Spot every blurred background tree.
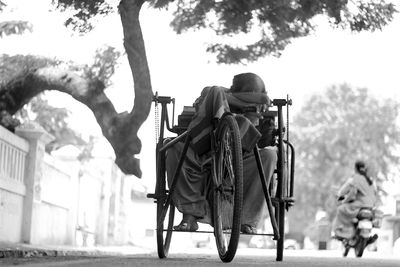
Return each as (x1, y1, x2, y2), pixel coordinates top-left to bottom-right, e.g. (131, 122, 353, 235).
(0, 0, 32, 37)
(288, 83, 400, 239)
(14, 95, 95, 161)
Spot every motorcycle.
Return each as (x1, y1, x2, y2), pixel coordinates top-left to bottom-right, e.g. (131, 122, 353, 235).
(339, 207, 382, 257)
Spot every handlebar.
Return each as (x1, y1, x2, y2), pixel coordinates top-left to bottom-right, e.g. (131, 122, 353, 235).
(153, 92, 174, 104)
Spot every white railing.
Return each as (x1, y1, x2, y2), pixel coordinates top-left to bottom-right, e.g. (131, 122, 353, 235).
(0, 126, 29, 195)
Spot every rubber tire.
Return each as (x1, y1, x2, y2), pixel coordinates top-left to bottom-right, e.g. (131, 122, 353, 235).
(343, 245, 350, 257)
(213, 114, 243, 263)
(355, 237, 367, 258)
(156, 148, 175, 258)
(276, 200, 286, 260)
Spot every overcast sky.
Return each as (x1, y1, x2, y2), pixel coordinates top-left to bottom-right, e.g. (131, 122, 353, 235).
(2, 0, 400, 189)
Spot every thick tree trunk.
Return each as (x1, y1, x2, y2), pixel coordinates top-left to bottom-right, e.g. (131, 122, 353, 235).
(116, 0, 154, 177)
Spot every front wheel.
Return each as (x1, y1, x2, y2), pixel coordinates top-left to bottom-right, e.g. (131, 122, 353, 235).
(213, 114, 243, 263)
(354, 237, 367, 257)
(342, 244, 350, 257)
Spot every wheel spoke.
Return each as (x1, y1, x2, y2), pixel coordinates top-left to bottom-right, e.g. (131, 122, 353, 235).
(223, 131, 235, 185)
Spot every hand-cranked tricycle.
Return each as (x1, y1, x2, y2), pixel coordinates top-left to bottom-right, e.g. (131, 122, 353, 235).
(147, 90, 295, 263)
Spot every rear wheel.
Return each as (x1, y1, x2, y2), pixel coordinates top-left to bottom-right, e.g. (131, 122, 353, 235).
(213, 114, 243, 263)
(276, 200, 286, 260)
(156, 148, 175, 258)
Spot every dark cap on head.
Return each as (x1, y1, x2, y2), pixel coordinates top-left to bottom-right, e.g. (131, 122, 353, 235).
(230, 72, 266, 93)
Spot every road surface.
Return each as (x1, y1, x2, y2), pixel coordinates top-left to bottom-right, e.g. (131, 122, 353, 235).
(1, 248, 399, 267)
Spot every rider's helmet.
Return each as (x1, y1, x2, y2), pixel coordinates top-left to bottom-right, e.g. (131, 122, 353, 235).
(355, 160, 368, 175)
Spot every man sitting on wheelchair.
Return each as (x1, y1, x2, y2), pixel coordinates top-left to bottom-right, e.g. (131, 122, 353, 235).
(166, 72, 278, 234)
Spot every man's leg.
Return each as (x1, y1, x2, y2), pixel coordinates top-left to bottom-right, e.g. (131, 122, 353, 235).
(165, 143, 209, 230)
(332, 205, 356, 239)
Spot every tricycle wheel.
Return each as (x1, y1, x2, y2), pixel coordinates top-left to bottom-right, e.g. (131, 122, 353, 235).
(156, 148, 175, 258)
(213, 114, 243, 263)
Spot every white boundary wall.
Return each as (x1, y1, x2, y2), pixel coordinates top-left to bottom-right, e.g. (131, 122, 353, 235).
(0, 123, 75, 245)
(0, 125, 29, 242)
(1, 123, 139, 247)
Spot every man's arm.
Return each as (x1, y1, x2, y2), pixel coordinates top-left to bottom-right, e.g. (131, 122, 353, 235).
(337, 179, 357, 203)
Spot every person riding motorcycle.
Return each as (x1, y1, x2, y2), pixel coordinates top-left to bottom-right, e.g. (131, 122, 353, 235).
(332, 160, 379, 244)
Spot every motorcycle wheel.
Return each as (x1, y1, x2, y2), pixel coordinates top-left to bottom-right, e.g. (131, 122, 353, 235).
(354, 237, 367, 257)
(343, 245, 350, 257)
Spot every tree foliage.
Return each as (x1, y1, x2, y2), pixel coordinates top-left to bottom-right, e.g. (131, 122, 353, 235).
(0, 20, 32, 37)
(0, 1, 32, 37)
(52, 0, 113, 32)
(288, 84, 400, 235)
(163, 0, 397, 63)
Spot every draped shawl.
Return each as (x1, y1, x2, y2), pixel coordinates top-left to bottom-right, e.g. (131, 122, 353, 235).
(188, 86, 270, 155)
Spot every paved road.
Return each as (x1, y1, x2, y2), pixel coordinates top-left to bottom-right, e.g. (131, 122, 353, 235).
(1, 248, 400, 267)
